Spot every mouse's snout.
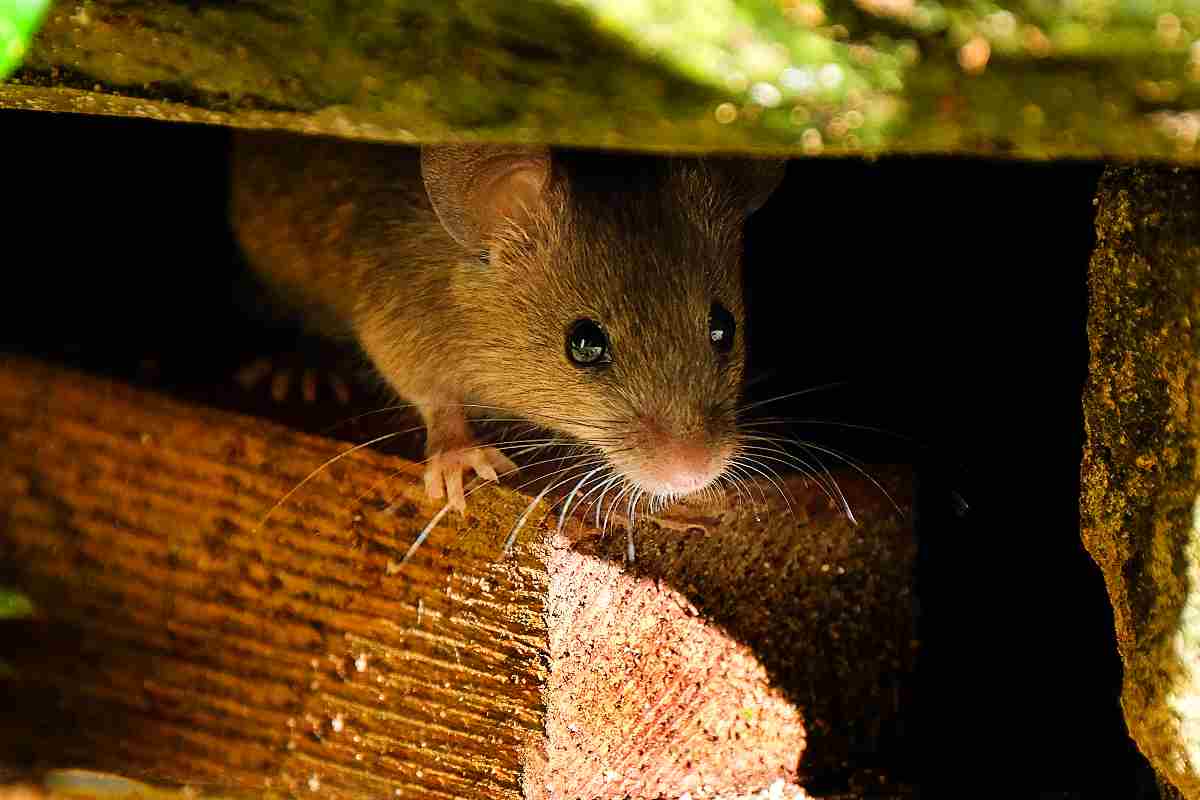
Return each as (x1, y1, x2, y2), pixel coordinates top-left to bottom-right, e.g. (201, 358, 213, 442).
(622, 421, 733, 496)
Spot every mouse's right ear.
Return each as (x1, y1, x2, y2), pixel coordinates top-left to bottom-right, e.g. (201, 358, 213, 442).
(706, 157, 788, 217)
(421, 145, 552, 252)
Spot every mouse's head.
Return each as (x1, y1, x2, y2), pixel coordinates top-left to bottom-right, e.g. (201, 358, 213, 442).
(422, 145, 784, 503)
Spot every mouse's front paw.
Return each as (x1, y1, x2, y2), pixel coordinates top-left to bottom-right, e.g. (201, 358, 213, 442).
(424, 446, 518, 512)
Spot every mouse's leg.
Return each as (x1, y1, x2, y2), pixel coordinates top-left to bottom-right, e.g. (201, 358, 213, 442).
(234, 356, 355, 406)
(419, 402, 517, 512)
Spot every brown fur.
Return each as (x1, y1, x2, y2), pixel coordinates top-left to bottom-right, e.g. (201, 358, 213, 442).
(231, 132, 783, 497)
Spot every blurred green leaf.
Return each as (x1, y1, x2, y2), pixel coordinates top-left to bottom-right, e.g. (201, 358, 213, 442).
(46, 769, 248, 798)
(0, 0, 51, 79)
(0, 587, 35, 618)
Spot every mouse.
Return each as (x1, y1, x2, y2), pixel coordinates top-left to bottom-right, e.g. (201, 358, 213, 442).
(230, 131, 785, 523)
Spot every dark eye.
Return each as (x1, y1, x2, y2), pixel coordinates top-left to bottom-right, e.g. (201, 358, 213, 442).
(708, 302, 736, 354)
(566, 319, 610, 367)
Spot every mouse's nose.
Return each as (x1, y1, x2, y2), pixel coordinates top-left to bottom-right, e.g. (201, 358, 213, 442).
(633, 432, 731, 495)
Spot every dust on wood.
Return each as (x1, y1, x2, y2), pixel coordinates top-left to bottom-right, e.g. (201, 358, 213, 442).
(0, 356, 916, 798)
(0, 356, 547, 800)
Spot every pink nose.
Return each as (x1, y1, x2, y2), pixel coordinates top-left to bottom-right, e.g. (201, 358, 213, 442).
(639, 438, 727, 494)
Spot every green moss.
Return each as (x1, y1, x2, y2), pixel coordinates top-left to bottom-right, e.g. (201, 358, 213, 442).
(7, 0, 1200, 157)
(1082, 165, 1200, 799)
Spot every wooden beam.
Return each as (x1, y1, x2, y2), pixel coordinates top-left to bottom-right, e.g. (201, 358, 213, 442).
(0, 357, 915, 798)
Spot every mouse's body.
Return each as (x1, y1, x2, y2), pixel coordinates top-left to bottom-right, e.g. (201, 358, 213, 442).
(231, 132, 784, 514)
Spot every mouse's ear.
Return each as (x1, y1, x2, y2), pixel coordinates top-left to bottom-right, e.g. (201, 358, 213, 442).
(421, 145, 552, 251)
(700, 157, 788, 216)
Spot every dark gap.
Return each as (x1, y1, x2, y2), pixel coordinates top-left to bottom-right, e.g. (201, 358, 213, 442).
(1, 108, 1154, 797)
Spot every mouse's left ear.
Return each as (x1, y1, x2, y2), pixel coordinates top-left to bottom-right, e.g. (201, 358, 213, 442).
(700, 157, 788, 217)
(421, 145, 552, 252)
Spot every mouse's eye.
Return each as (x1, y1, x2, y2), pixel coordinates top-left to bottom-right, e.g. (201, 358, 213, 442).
(566, 319, 610, 367)
(709, 302, 736, 354)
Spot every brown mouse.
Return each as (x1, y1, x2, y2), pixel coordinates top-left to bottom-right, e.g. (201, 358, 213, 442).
(230, 132, 784, 521)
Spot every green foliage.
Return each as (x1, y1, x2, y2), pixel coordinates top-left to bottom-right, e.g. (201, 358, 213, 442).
(0, 587, 34, 619)
(0, 0, 51, 79)
(0, 588, 34, 678)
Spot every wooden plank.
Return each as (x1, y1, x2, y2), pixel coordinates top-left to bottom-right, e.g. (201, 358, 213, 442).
(0, 356, 915, 798)
(0, 356, 546, 800)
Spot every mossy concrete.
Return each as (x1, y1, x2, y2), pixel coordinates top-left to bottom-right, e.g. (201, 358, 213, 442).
(5, 0, 1200, 158)
(1082, 165, 1200, 799)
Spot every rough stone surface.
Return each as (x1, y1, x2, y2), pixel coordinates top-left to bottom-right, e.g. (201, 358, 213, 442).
(5, 0, 1200, 159)
(1082, 165, 1200, 799)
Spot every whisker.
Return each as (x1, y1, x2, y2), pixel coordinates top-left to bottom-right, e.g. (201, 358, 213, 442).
(736, 382, 849, 414)
(501, 458, 610, 554)
(625, 487, 644, 562)
(404, 458, 608, 566)
(492, 422, 547, 445)
(503, 481, 558, 555)
(482, 455, 609, 502)
(738, 418, 914, 444)
(717, 473, 748, 509)
(568, 471, 620, 522)
(739, 433, 886, 523)
(575, 469, 617, 503)
(558, 466, 609, 535)
(787, 439, 902, 519)
(354, 440, 564, 552)
(346, 464, 413, 515)
(725, 463, 769, 508)
(401, 487, 473, 565)
(781, 443, 856, 523)
(319, 398, 631, 440)
(603, 481, 637, 536)
(728, 457, 795, 516)
(404, 451, 605, 562)
(256, 426, 427, 532)
(737, 435, 848, 506)
(592, 476, 622, 530)
(582, 474, 624, 527)
(320, 403, 416, 435)
(742, 368, 779, 389)
(735, 441, 840, 508)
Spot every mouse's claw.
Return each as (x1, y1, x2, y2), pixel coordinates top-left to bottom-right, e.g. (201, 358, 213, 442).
(425, 446, 517, 512)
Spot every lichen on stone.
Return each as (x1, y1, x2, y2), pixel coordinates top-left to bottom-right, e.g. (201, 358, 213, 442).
(1082, 165, 1200, 798)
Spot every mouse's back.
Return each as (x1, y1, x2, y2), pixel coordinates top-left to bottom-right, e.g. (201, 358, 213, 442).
(231, 131, 432, 335)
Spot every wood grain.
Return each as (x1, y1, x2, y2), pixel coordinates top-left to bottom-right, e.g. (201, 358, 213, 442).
(0, 356, 546, 799)
(0, 357, 915, 798)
